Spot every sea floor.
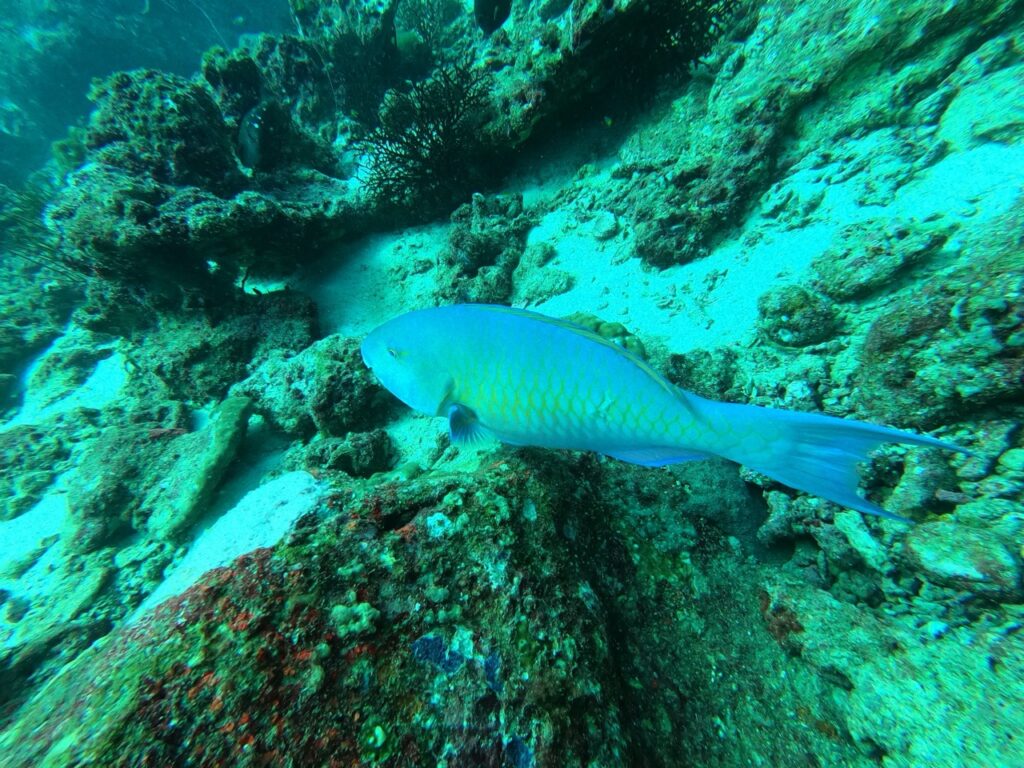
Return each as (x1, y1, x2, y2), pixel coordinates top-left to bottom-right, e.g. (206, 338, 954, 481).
(1, 0, 1022, 765)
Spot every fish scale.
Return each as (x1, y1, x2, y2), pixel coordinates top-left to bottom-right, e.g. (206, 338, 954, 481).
(361, 304, 968, 521)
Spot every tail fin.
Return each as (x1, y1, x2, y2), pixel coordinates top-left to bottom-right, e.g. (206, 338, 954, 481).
(707, 401, 969, 522)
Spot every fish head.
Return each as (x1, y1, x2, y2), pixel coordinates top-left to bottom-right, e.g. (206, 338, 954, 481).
(361, 312, 454, 417)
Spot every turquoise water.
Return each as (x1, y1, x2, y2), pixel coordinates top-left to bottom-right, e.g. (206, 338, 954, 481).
(1, 1, 1022, 766)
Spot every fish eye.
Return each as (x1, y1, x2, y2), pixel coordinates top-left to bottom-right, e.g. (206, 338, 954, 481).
(387, 347, 399, 359)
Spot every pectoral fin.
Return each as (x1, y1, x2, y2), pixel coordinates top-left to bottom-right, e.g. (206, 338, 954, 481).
(448, 404, 489, 445)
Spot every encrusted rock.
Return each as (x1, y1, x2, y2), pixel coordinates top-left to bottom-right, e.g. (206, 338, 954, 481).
(232, 335, 384, 437)
(904, 521, 1021, 598)
(0, 425, 71, 521)
(666, 347, 741, 400)
(437, 193, 533, 304)
(952, 497, 1024, 542)
(588, 211, 620, 241)
(288, 429, 396, 478)
(65, 396, 250, 549)
(853, 236, 1024, 428)
(143, 396, 252, 540)
(511, 242, 575, 306)
(937, 55, 1024, 151)
(832, 511, 891, 575)
(136, 291, 318, 404)
(997, 447, 1024, 474)
(757, 285, 838, 347)
(812, 217, 953, 300)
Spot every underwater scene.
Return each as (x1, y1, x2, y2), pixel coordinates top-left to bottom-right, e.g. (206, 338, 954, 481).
(1, 0, 1022, 765)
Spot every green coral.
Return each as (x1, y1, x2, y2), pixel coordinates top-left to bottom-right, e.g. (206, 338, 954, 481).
(330, 598, 381, 639)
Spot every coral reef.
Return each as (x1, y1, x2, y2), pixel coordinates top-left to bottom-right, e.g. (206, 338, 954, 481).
(44, 62, 362, 300)
(620, 0, 1021, 266)
(1, 0, 1022, 766)
(52, 76, 280, 297)
(0, 425, 70, 522)
(200, 35, 341, 171)
(0, 455, 871, 767)
(290, 0, 407, 121)
(0, 182, 82, 402)
(33, 0, 736, 299)
(87, 71, 242, 191)
(436, 192, 533, 303)
(852, 214, 1023, 429)
(0, 0, 287, 187)
(231, 335, 384, 438)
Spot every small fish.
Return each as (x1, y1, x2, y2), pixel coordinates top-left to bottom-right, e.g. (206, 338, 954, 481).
(361, 305, 967, 521)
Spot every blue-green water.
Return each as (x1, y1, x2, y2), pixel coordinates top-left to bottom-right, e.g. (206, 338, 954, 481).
(0, 1, 1021, 766)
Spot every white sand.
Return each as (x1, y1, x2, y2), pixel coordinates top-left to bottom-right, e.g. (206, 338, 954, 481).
(528, 140, 1024, 356)
(298, 223, 449, 338)
(134, 470, 324, 619)
(299, 133, 1024, 366)
(0, 491, 66, 578)
(6, 341, 128, 428)
(0, 483, 71, 651)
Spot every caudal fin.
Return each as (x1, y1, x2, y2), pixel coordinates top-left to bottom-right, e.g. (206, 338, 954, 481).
(708, 402, 969, 522)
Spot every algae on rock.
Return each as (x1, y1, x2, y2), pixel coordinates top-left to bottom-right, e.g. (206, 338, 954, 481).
(143, 396, 252, 541)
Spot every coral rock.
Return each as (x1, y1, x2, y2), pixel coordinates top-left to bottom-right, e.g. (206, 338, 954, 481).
(904, 521, 1021, 598)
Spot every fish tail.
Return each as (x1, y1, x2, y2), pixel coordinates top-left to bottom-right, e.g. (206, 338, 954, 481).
(702, 400, 969, 522)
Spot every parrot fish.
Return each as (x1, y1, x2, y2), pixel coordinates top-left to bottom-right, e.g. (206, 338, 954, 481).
(360, 304, 966, 521)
